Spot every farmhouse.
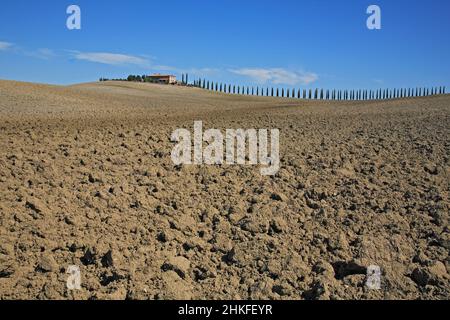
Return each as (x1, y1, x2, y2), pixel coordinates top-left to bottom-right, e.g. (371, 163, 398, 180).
(147, 74, 177, 84)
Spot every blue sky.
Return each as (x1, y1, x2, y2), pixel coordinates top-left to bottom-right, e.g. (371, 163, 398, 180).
(0, 0, 449, 89)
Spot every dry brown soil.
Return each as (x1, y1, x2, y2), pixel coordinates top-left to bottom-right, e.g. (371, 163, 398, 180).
(0, 80, 449, 300)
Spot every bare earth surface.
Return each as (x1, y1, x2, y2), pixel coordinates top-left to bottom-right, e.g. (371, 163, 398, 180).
(0, 80, 449, 300)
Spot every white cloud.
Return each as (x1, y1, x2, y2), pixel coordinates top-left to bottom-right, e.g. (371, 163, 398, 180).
(0, 41, 13, 51)
(73, 52, 150, 67)
(186, 68, 220, 77)
(26, 48, 57, 60)
(229, 68, 318, 85)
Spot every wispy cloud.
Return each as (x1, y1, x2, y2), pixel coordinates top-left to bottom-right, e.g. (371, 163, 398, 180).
(25, 48, 57, 60)
(0, 41, 13, 51)
(229, 68, 318, 85)
(72, 51, 151, 67)
(186, 68, 220, 77)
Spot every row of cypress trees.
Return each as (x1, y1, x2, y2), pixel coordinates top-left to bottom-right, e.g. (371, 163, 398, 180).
(192, 78, 446, 100)
(181, 73, 189, 85)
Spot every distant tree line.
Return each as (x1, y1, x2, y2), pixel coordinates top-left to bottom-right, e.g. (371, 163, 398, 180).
(100, 73, 191, 85)
(99, 77, 127, 82)
(99, 75, 150, 82)
(192, 78, 446, 101)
